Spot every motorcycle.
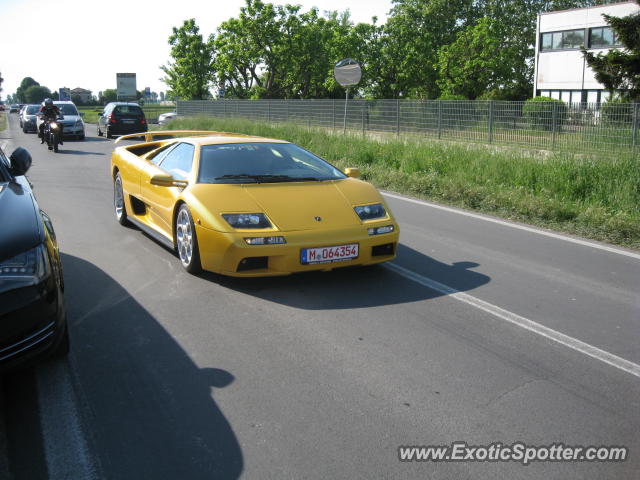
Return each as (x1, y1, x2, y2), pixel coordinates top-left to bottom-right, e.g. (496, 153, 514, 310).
(41, 116, 63, 152)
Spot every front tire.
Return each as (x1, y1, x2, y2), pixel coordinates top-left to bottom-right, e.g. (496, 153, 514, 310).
(176, 205, 201, 274)
(97, 124, 103, 136)
(114, 173, 129, 225)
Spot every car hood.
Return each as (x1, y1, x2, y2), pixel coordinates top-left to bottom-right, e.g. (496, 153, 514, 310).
(0, 180, 43, 261)
(188, 178, 385, 232)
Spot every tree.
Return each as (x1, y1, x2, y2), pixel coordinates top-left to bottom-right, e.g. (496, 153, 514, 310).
(24, 85, 52, 104)
(15, 77, 40, 103)
(437, 16, 532, 99)
(0, 71, 4, 101)
(100, 89, 117, 104)
(161, 19, 215, 100)
(582, 0, 640, 101)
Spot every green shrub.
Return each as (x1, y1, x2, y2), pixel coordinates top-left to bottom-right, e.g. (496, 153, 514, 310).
(523, 96, 568, 131)
(600, 98, 636, 127)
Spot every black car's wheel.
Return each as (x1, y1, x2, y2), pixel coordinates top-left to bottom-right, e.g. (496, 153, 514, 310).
(114, 172, 129, 225)
(22, 125, 27, 133)
(106, 127, 112, 139)
(78, 134, 85, 141)
(175, 204, 202, 274)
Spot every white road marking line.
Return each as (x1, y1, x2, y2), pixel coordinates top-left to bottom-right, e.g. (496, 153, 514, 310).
(382, 191, 640, 260)
(384, 262, 640, 379)
(36, 357, 98, 480)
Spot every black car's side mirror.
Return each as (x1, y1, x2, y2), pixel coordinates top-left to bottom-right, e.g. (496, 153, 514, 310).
(9, 147, 32, 177)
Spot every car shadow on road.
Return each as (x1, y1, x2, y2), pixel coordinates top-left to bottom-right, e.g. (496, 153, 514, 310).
(204, 243, 490, 310)
(56, 149, 105, 156)
(60, 253, 243, 479)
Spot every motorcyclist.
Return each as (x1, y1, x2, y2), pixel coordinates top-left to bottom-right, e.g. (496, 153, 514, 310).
(38, 98, 63, 145)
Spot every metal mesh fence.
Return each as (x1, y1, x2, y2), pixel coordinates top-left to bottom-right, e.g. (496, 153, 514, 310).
(177, 99, 640, 154)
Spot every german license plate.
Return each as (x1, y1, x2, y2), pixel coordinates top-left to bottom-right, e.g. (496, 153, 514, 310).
(122, 119, 135, 124)
(301, 243, 358, 265)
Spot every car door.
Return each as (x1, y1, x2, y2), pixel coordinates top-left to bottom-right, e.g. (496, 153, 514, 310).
(140, 142, 195, 236)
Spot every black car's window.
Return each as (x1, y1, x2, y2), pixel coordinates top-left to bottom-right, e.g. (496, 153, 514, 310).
(158, 143, 194, 180)
(114, 106, 143, 116)
(56, 104, 79, 115)
(198, 142, 346, 184)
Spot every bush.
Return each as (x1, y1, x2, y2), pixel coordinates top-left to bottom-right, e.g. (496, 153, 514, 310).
(600, 98, 636, 127)
(523, 96, 567, 131)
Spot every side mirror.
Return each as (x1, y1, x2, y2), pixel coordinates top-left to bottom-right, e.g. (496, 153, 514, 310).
(150, 173, 187, 188)
(344, 167, 360, 178)
(9, 147, 32, 177)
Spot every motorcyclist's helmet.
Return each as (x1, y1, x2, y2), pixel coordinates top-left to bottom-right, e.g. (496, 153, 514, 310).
(44, 98, 53, 107)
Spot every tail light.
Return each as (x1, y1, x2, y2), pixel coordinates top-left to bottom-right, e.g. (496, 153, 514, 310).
(109, 113, 116, 124)
(140, 118, 146, 124)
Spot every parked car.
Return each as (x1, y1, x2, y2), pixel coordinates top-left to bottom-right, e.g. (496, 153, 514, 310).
(111, 131, 399, 276)
(158, 112, 177, 125)
(35, 101, 85, 140)
(97, 102, 147, 139)
(0, 146, 69, 370)
(19, 104, 40, 133)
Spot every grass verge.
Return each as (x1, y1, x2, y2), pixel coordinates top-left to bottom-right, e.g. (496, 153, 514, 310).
(0, 112, 6, 132)
(168, 116, 640, 249)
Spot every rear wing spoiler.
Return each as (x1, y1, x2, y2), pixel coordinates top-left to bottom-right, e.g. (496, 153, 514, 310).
(113, 130, 245, 144)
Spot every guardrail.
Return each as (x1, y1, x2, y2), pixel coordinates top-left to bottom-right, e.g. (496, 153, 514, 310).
(177, 99, 640, 155)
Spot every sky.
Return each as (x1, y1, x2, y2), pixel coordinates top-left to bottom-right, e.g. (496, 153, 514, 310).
(0, 0, 392, 101)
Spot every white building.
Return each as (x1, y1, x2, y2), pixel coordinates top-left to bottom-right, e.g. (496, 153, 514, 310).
(534, 1, 639, 104)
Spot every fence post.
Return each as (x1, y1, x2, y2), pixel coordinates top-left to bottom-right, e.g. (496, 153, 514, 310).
(551, 101, 558, 150)
(396, 99, 400, 137)
(632, 103, 639, 155)
(332, 99, 336, 131)
(437, 100, 442, 140)
(488, 100, 494, 144)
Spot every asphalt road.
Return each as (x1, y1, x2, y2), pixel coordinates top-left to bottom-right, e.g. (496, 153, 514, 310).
(1, 113, 639, 479)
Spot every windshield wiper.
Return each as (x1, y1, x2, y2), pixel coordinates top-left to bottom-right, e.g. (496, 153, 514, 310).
(214, 174, 321, 183)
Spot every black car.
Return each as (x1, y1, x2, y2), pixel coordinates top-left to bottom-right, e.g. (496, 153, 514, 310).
(0, 146, 69, 370)
(97, 102, 148, 139)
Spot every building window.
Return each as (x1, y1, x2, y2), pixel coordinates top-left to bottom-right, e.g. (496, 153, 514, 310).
(541, 29, 585, 50)
(589, 27, 620, 48)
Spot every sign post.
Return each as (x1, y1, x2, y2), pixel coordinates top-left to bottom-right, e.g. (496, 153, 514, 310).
(333, 58, 362, 134)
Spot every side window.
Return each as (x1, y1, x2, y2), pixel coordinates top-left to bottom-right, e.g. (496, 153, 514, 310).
(158, 143, 194, 181)
(149, 142, 178, 165)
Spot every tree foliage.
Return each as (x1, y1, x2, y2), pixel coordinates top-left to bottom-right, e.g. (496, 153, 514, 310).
(161, 19, 215, 100)
(582, 0, 640, 101)
(16, 77, 40, 103)
(24, 85, 52, 104)
(164, 0, 621, 100)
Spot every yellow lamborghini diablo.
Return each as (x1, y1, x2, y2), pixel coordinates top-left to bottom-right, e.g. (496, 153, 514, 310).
(110, 131, 399, 277)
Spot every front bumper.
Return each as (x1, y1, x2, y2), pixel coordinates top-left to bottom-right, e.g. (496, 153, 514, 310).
(61, 124, 84, 137)
(0, 275, 66, 370)
(196, 222, 399, 277)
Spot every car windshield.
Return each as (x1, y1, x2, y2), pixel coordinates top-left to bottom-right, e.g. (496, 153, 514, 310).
(57, 104, 79, 115)
(198, 142, 346, 184)
(26, 106, 39, 114)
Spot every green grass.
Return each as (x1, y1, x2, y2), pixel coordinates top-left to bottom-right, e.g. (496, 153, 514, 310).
(0, 112, 6, 132)
(167, 115, 640, 249)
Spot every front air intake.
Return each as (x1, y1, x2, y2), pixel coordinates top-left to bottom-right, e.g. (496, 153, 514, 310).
(371, 243, 395, 257)
(237, 257, 268, 272)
